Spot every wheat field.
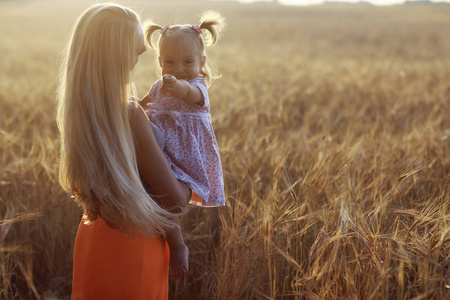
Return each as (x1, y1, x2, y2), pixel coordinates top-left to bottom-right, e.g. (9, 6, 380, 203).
(0, 0, 449, 299)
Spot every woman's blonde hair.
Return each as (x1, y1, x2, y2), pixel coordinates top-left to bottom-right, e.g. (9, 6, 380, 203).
(144, 10, 226, 86)
(56, 3, 175, 237)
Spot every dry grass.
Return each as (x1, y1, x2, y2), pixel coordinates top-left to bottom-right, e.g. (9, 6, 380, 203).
(1, 0, 449, 299)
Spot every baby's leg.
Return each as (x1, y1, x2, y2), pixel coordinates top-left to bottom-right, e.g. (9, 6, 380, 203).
(166, 219, 189, 278)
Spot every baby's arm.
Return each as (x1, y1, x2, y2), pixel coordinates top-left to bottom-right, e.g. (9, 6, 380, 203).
(160, 74, 204, 106)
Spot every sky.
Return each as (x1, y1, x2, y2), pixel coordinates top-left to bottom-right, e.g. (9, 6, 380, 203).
(234, 0, 450, 6)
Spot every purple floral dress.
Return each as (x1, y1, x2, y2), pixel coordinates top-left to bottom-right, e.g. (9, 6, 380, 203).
(146, 77, 225, 207)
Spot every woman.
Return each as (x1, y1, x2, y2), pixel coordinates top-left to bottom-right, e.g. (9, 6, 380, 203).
(56, 3, 191, 299)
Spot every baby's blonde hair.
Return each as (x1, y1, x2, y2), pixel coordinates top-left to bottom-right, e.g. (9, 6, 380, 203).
(144, 10, 226, 86)
(56, 3, 176, 237)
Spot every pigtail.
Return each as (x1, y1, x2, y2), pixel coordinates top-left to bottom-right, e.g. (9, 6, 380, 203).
(143, 20, 162, 49)
(199, 10, 226, 47)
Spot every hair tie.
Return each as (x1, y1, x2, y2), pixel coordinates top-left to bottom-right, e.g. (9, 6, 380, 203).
(161, 25, 170, 34)
(191, 24, 202, 34)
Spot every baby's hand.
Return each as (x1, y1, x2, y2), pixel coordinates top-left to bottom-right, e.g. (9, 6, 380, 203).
(160, 74, 177, 95)
(139, 95, 151, 109)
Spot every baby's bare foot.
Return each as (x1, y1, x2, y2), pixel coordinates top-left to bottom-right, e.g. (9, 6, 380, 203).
(170, 245, 189, 279)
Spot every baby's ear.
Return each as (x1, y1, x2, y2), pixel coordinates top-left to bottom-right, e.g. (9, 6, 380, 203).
(201, 55, 207, 67)
(158, 56, 162, 67)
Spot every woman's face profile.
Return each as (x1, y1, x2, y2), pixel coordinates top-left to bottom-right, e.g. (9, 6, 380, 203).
(133, 25, 147, 70)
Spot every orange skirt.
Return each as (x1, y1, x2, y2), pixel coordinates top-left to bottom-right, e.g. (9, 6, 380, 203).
(71, 214, 169, 300)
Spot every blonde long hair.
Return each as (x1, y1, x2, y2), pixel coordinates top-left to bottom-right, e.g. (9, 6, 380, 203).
(144, 10, 226, 86)
(57, 3, 175, 237)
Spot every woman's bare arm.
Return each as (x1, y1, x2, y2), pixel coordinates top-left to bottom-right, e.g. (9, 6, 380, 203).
(129, 103, 191, 213)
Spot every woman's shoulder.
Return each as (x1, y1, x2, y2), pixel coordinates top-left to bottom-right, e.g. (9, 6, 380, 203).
(127, 102, 156, 148)
(128, 101, 147, 125)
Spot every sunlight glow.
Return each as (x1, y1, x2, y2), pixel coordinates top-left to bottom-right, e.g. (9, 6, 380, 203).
(233, 0, 450, 6)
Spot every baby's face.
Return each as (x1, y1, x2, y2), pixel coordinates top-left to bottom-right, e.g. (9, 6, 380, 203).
(159, 38, 205, 81)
